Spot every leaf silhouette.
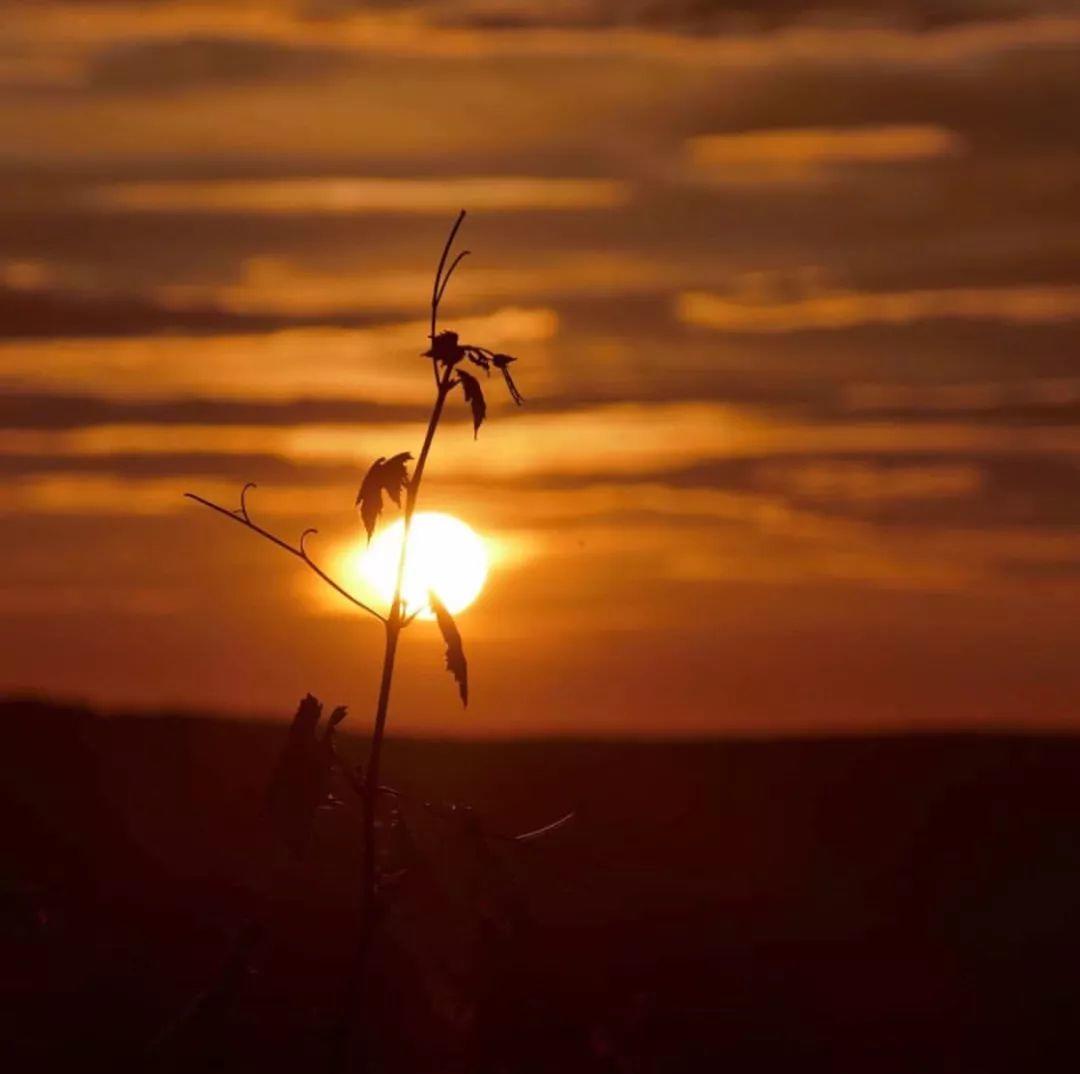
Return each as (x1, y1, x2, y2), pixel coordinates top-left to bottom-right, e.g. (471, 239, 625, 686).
(492, 353, 525, 405)
(465, 347, 491, 372)
(355, 452, 413, 541)
(457, 369, 486, 438)
(380, 451, 412, 507)
(430, 590, 467, 706)
(356, 459, 387, 540)
(423, 330, 463, 367)
(265, 693, 347, 858)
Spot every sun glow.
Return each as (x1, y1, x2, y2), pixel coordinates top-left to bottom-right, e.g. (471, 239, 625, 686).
(353, 512, 489, 618)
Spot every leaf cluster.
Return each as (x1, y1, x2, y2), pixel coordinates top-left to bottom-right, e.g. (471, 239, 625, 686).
(423, 331, 524, 437)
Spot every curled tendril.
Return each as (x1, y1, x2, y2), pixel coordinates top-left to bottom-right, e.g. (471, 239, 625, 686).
(237, 481, 257, 522)
(184, 488, 385, 621)
(299, 528, 318, 558)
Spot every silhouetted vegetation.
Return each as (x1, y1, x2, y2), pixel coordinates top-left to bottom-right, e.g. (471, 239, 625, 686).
(4, 698, 1080, 1071)
(179, 214, 567, 1071)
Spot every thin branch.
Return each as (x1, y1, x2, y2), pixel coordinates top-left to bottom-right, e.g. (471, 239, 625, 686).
(430, 208, 466, 340)
(428, 209, 466, 387)
(184, 491, 386, 623)
(506, 811, 577, 843)
(435, 249, 470, 306)
(331, 746, 574, 844)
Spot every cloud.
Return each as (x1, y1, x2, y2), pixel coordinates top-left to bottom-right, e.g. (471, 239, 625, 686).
(420, 1, 1068, 35)
(305, 7, 1080, 65)
(4, 6, 1076, 174)
(85, 35, 352, 92)
(685, 124, 964, 184)
(154, 250, 673, 317)
(677, 284, 1080, 332)
(661, 451, 1080, 531)
(0, 307, 559, 403)
(841, 377, 1080, 415)
(0, 473, 341, 518)
(0, 278, 310, 339)
(6, 463, 1076, 605)
(0, 392, 428, 431)
(84, 176, 631, 215)
(3, 404, 1076, 484)
(6, 3, 1078, 68)
(753, 458, 986, 503)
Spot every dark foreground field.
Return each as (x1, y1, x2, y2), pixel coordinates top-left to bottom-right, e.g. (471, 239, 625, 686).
(3, 697, 1080, 1072)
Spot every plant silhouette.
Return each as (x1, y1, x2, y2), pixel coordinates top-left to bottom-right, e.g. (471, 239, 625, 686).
(181, 212, 568, 1072)
(265, 693, 348, 859)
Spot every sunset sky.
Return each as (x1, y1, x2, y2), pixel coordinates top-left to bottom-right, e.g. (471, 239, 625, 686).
(1, 1, 1078, 735)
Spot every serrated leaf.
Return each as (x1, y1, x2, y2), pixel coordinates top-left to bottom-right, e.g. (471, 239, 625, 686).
(355, 453, 413, 541)
(381, 451, 412, 507)
(356, 457, 386, 540)
(430, 590, 467, 706)
(457, 369, 486, 439)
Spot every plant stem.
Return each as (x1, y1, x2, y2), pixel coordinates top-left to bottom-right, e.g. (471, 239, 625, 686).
(335, 213, 464, 1072)
(364, 366, 451, 891)
(338, 367, 452, 1072)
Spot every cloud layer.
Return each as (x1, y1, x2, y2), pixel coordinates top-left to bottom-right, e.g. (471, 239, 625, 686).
(0, 1, 1077, 732)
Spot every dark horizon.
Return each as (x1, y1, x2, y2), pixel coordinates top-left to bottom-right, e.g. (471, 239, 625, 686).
(9, 691, 1080, 743)
(6, 694, 1080, 1070)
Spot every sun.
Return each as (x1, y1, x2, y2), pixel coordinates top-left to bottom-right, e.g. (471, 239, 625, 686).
(355, 512, 489, 619)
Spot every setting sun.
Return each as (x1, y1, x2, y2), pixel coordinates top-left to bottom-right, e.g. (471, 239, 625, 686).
(355, 511, 488, 618)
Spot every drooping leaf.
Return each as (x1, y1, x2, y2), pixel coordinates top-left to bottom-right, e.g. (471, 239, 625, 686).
(355, 453, 413, 541)
(430, 590, 467, 706)
(492, 353, 525, 405)
(465, 347, 491, 372)
(356, 457, 386, 540)
(457, 369, 486, 438)
(423, 330, 463, 367)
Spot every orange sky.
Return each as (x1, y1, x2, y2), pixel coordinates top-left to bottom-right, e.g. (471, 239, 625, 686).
(1, 1, 1078, 734)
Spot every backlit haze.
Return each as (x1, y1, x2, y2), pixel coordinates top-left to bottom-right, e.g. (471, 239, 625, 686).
(1, 1, 1078, 735)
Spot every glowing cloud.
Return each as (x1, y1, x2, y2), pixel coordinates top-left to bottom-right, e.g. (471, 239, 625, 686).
(85, 176, 631, 215)
(677, 285, 1080, 333)
(687, 125, 964, 169)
